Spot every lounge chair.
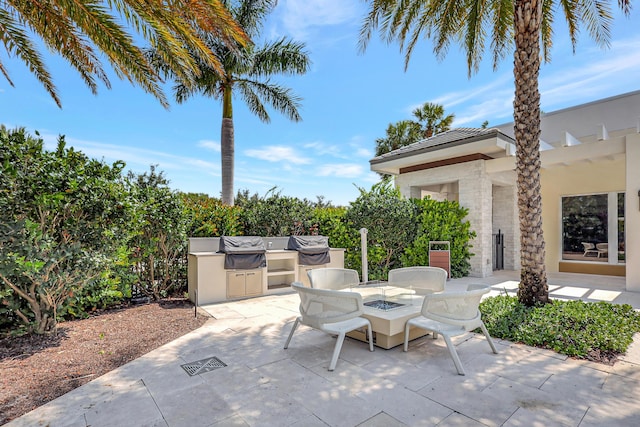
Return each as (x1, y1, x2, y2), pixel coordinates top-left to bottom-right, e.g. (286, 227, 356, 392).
(596, 243, 608, 258)
(388, 266, 447, 295)
(403, 284, 498, 375)
(307, 268, 360, 290)
(582, 242, 598, 257)
(284, 282, 373, 371)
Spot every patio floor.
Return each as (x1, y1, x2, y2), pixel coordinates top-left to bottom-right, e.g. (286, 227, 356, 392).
(7, 271, 640, 427)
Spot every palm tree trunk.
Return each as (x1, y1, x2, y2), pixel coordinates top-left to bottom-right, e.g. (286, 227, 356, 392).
(221, 86, 235, 206)
(513, 0, 549, 305)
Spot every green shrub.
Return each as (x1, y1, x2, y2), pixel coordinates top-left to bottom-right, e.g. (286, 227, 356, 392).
(127, 167, 189, 300)
(346, 182, 418, 280)
(480, 295, 640, 359)
(402, 197, 475, 278)
(237, 187, 315, 236)
(182, 193, 242, 237)
(0, 128, 129, 334)
(311, 207, 361, 271)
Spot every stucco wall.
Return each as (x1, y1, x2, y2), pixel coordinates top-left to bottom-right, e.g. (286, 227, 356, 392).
(626, 134, 640, 291)
(540, 158, 626, 273)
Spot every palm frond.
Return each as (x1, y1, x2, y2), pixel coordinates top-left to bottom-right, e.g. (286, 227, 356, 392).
(237, 79, 303, 123)
(232, 0, 276, 37)
(1, 0, 249, 108)
(579, 0, 614, 49)
(251, 38, 311, 76)
(358, 0, 398, 53)
(540, 0, 555, 62)
(0, 9, 62, 107)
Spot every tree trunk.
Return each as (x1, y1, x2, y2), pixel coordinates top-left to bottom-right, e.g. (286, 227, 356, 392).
(221, 86, 235, 206)
(513, 0, 549, 305)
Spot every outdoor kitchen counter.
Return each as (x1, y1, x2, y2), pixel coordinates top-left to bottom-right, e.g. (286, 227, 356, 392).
(187, 248, 345, 305)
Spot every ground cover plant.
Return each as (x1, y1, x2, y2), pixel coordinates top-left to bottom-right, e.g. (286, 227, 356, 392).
(479, 295, 640, 363)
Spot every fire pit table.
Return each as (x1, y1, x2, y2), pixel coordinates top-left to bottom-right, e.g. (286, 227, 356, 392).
(346, 282, 430, 349)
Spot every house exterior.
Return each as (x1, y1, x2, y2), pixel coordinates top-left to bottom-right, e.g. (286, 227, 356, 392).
(370, 91, 640, 292)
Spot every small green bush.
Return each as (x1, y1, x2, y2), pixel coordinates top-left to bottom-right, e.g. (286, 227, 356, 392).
(237, 187, 315, 236)
(480, 295, 640, 360)
(182, 193, 242, 237)
(402, 197, 475, 278)
(346, 182, 418, 280)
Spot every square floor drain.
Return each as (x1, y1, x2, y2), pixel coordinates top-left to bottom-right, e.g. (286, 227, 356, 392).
(181, 356, 227, 376)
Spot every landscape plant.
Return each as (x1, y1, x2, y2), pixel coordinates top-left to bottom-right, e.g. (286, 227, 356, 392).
(0, 127, 130, 334)
(480, 295, 640, 360)
(146, 0, 311, 205)
(311, 206, 361, 272)
(346, 182, 418, 280)
(1, 0, 248, 108)
(403, 197, 476, 278)
(182, 193, 243, 237)
(127, 167, 190, 300)
(360, 0, 633, 306)
(237, 187, 316, 236)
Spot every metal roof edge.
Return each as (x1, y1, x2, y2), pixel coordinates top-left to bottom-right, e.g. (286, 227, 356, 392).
(370, 128, 514, 165)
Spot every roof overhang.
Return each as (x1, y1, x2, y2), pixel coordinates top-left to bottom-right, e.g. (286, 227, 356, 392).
(370, 130, 515, 175)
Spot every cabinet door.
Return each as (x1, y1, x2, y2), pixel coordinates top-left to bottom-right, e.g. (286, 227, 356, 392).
(227, 272, 246, 298)
(299, 265, 327, 287)
(245, 270, 263, 295)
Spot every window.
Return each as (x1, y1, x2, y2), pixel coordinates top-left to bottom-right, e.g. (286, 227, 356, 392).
(561, 192, 625, 263)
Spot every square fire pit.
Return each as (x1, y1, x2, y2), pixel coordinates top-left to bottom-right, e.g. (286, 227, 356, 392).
(364, 299, 406, 311)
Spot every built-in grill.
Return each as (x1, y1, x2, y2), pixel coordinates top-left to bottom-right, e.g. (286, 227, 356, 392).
(219, 236, 266, 270)
(287, 235, 330, 265)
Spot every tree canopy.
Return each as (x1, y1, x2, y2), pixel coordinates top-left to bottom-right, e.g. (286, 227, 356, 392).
(1, 0, 249, 108)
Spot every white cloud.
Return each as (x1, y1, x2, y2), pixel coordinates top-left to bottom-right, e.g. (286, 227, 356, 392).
(316, 163, 364, 178)
(303, 141, 343, 157)
(39, 133, 219, 174)
(354, 147, 372, 158)
(539, 36, 640, 109)
(276, 0, 360, 40)
(453, 95, 514, 126)
(198, 140, 221, 152)
(244, 145, 312, 164)
(418, 35, 640, 128)
(430, 73, 513, 110)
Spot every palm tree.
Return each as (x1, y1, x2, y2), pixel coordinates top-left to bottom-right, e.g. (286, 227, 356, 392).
(149, 0, 310, 206)
(360, 0, 632, 305)
(412, 102, 454, 138)
(0, 0, 248, 108)
(375, 120, 422, 156)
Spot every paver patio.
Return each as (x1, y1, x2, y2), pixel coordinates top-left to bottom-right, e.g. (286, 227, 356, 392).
(6, 271, 640, 427)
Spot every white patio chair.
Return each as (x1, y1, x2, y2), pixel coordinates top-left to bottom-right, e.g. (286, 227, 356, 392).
(403, 284, 498, 375)
(307, 268, 360, 290)
(582, 242, 598, 257)
(284, 282, 374, 371)
(596, 243, 608, 258)
(388, 266, 447, 295)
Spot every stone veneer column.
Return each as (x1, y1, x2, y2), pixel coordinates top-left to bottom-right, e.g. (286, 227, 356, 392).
(458, 162, 493, 277)
(626, 133, 640, 291)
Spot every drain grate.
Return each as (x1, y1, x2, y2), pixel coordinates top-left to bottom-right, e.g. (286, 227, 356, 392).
(181, 356, 227, 376)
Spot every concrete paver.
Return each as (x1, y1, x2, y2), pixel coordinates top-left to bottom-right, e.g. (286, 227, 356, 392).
(5, 271, 640, 427)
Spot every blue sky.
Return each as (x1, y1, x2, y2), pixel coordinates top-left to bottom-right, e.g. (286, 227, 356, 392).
(1, 1, 639, 206)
